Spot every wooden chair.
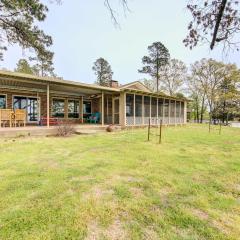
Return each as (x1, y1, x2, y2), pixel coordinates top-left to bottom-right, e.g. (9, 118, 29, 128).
(0, 109, 13, 128)
(14, 109, 26, 127)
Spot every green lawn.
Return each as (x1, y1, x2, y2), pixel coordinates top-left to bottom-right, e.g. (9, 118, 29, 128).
(0, 124, 240, 240)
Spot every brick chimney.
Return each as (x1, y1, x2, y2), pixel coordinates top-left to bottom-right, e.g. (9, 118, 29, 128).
(110, 80, 119, 88)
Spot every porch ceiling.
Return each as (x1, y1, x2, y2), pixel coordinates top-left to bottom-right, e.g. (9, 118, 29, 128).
(0, 76, 119, 97)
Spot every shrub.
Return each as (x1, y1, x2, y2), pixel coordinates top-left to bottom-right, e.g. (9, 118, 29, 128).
(57, 120, 75, 137)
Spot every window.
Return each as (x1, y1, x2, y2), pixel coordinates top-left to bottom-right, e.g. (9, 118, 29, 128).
(0, 95, 6, 109)
(83, 101, 91, 114)
(135, 95, 142, 117)
(126, 94, 134, 117)
(13, 96, 39, 122)
(52, 99, 65, 118)
(151, 97, 157, 117)
(144, 96, 150, 118)
(68, 100, 79, 118)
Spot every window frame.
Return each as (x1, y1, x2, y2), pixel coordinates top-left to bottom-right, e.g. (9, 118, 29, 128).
(51, 97, 65, 118)
(12, 95, 41, 123)
(0, 94, 7, 109)
(68, 99, 80, 119)
(83, 100, 92, 115)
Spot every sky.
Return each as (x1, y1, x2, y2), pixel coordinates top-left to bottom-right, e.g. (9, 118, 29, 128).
(1, 0, 240, 85)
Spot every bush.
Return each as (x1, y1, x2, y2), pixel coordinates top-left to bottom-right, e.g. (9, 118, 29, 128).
(57, 121, 75, 137)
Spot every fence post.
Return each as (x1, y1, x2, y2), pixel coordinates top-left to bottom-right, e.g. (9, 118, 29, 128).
(148, 118, 151, 141)
(159, 119, 162, 144)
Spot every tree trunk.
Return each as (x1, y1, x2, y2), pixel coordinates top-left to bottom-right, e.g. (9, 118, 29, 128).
(200, 94, 205, 123)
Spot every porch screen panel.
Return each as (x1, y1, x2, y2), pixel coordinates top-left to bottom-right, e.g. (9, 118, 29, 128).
(151, 97, 157, 125)
(164, 99, 169, 124)
(170, 100, 175, 124)
(158, 98, 163, 121)
(135, 95, 142, 125)
(176, 101, 180, 123)
(181, 101, 184, 123)
(52, 99, 65, 118)
(68, 100, 79, 118)
(104, 96, 113, 124)
(0, 95, 6, 109)
(126, 94, 134, 125)
(144, 96, 150, 124)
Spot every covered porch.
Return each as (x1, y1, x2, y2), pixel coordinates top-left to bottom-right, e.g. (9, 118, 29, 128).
(0, 71, 120, 128)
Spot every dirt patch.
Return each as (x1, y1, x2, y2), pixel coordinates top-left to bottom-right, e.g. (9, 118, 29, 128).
(130, 187, 144, 198)
(143, 226, 159, 240)
(191, 208, 209, 221)
(86, 219, 126, 240)
(84, 186, 114, 200)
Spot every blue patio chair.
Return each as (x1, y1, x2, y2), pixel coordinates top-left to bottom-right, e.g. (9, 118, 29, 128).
(87, 112, 101, 124)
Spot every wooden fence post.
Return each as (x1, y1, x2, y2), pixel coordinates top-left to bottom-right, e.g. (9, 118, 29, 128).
(159, 119, 162, 144)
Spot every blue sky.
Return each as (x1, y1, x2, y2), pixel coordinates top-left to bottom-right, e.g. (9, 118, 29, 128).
(1, 0, 239, 85)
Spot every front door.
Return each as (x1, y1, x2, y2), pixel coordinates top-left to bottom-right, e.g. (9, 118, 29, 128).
(113, 98, 120, 125)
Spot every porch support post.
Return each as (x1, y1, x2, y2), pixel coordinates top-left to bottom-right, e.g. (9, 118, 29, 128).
(142, 95, 144, 125)
(133, 94, 136, 126)
(101, 92, 104, 126)
(174, 100, 177, 126)
(120, 92, 126, 127)
(163, 98, 165, 125)
(81, 96, 84, 123)
(47, 83, 50, 128)
(184, 101, 187, 124)
(150, 96, 152, 121)
(179, 101, 182, 125)
(168, 99, 171, 125)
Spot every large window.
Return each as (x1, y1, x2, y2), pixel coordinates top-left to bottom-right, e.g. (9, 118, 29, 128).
(158, 98, 163, 118)
(0, 95, 6, 109)
(151, 97, 157, 117)
(68, 100, 79, 118)
(135, 95, 142, 117)
(144, 96, 150, 118)
(13, 96, 38, 122)
(164, 99, 169, 117)
(52, 99, 65, 118)
(83, 101, 91, 114)
(126, 94, 134, 117)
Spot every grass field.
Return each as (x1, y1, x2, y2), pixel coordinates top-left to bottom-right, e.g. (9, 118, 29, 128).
(0, 124, 240, 240)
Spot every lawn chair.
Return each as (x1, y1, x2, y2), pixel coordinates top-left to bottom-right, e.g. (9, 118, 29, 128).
(0, 109, 13, 127)
(87, 112, 101, 124)
(14, 109, 26, 127)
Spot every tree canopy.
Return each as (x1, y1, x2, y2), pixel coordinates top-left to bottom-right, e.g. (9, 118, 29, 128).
(138, 42, 170, 92)
(92, 58, 113, 86)
(0, 0, 53, 61)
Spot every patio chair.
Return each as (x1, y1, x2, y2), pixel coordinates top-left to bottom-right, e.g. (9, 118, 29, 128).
(0, 109, 13, 127)
(87, 112, 101, 124)
(14, 109, 26, 127)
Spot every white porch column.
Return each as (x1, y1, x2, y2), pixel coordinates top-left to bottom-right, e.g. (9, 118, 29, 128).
(101, 92, 104, 126)
(47, 83, 50, 128)
(174, 100, 177, 126)
(133, 94, 136, 126)
(168, 99, 171, 125)
(184, 101, 187, 124)
(142, 95, 144, 125)
(163, 98, 165, 124)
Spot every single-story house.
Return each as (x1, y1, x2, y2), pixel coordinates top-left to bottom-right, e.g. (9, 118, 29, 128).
(0, 70, 187, 128)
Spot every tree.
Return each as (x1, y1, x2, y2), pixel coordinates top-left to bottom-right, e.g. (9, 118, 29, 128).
(30, 52, 56, 77)
(15, 59, 34, 75)
(138, 42, 170, 92)
(92, 58, 113, 86)
(159, 59, 187, 96)
(0, 1, 53, 61)
(184, 0, 240, 51)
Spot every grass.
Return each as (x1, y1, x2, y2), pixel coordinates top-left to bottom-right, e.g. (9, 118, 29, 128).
(0, 124, 240, 240)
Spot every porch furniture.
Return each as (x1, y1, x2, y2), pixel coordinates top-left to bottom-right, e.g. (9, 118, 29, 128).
(39, 117, 61, 126)
(87, 112, 101, 124)
(14, 109, 26, 127)
(0, 109, 13, 127)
